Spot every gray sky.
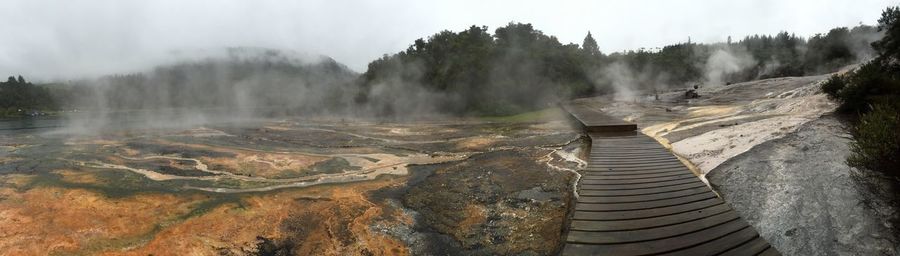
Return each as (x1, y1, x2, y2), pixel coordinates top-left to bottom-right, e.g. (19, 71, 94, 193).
(1, 0, 895, 80)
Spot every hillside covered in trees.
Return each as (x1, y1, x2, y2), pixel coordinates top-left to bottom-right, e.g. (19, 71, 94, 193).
(361, 23, 881, 115)
(0, 23, 886, 118)
(360, 23, 882, 116)
(360, 24, 596, 116)
(47, 48, 359, 116)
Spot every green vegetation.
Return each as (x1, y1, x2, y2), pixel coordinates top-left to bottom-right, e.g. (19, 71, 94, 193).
(361, 24, 595, 116)
(822, 6, 900, 176)
(0, 75, 58, 118)
(847, 105, 900, 175)
(823, 61, 900, 114)
(0, 17, 888, 118)
(479, 108, 563, 123)
(361, 22, 881, 116)
(821, 73, 847, 100)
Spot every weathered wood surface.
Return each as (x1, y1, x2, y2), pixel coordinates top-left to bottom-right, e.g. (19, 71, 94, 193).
(560, 102, 638, 133)
(561, 104, 778, 256)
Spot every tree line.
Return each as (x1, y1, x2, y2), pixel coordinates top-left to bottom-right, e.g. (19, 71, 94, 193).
(0, 19, 887, 118)
(42, 48, 359, 116)
(360, 24, 596, 116)
(0, 75, 56, 118)
(360, 22, 881, 116)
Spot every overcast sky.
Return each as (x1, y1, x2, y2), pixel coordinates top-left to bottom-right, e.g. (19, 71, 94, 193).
(1, 0, 895, 80)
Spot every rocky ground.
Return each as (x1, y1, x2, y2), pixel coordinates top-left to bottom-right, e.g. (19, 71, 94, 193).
(0, 113, 582, 255)
(579, 73, 899, 255)
(709, 116, 899, 255)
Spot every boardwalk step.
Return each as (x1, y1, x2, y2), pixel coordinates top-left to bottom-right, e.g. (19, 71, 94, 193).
(570, 203, 734, 231)
(575, 192, 717, 211)
(572, 197, 724, 220)
(577, 186, 713, 203)
(579, 177, 703, 190)
(567, 212, 745, 244)
(578, 182, 707, 196)
(579, 173, 698, 185)
(581, 171, 691, 180)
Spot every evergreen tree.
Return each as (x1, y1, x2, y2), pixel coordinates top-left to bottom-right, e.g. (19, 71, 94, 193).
(825, 6, 900, 176)
(0, 75, 58, 116)
(873, 6, 900, 63)
(582, 31, 601, 56)
(362, 21, 884, 116)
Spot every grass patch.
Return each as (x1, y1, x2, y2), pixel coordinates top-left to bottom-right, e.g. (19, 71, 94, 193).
(478, 107, 563, 123)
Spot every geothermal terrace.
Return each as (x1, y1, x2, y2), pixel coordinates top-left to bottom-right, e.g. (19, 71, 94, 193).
(561, 102, 779, 255)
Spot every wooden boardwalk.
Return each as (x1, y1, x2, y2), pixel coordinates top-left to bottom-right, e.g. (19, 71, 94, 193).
(561, 103, 778, 256)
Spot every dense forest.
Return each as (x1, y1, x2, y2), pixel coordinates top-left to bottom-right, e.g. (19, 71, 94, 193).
(0, 22, 886, 118)
(360, 24, 595, 116)
(46, 48, 359, 116)
(0, 75, 56, 118)
(360, 23, 882, 116)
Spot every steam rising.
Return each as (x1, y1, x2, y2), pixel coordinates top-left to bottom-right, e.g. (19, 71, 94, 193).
(704, 48, 756, 86)
(0, 1, 886, 134)
(53, 48, 362, 133)
(599, 62, 642, 101)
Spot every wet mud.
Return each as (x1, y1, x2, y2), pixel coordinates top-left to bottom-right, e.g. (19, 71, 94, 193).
(0, 116, 581, 255)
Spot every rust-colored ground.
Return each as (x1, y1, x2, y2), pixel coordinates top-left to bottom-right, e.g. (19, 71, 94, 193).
(0, 117, 579, 255)
(0, 184, 201, 255)
(0, 174, 410, 256)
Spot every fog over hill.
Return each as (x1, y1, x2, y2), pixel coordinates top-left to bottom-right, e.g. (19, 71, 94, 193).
(61, 48, 356, 113)
(1, 2, 900, 255)
(1, 0, 893, 78)
(40, 48, 363, 131)
(25, 21, 885, 126)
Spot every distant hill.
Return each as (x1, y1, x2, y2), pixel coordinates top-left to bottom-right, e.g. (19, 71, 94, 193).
(14, 22, 886, 119)
(53, 48, 360, 116)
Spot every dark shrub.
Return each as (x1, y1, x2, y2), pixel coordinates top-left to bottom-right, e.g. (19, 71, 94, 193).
(821, 6, 900, 177)
(847, 104, 900, 176)
(821, 73, 847, 100)
(837, 61, 900, 114)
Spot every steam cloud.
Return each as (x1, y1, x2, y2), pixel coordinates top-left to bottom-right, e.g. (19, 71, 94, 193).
(704, 47, 756, 86)
(52, 48, 365, 133)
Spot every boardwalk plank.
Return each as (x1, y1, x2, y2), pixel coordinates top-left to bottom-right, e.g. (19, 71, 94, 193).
(589, 157, 681, 163)
(564, 219, 749, 254)
(572, 198, 724, 220)
(590, 156, 680, 162)
(589, 160, 685, 167)
(580, 167, 690, 176)
(570, 203, 733, 231)
(657, 227, 759, 255)
(575, 192, 718, 211)
(585, 164, 690, 171)
(581, 171, 691, 180)
(577, 186, 713, 203)
(578, 182, 707, 196)
(578, 177, 704, 190)
(579, 173, 697, 185)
